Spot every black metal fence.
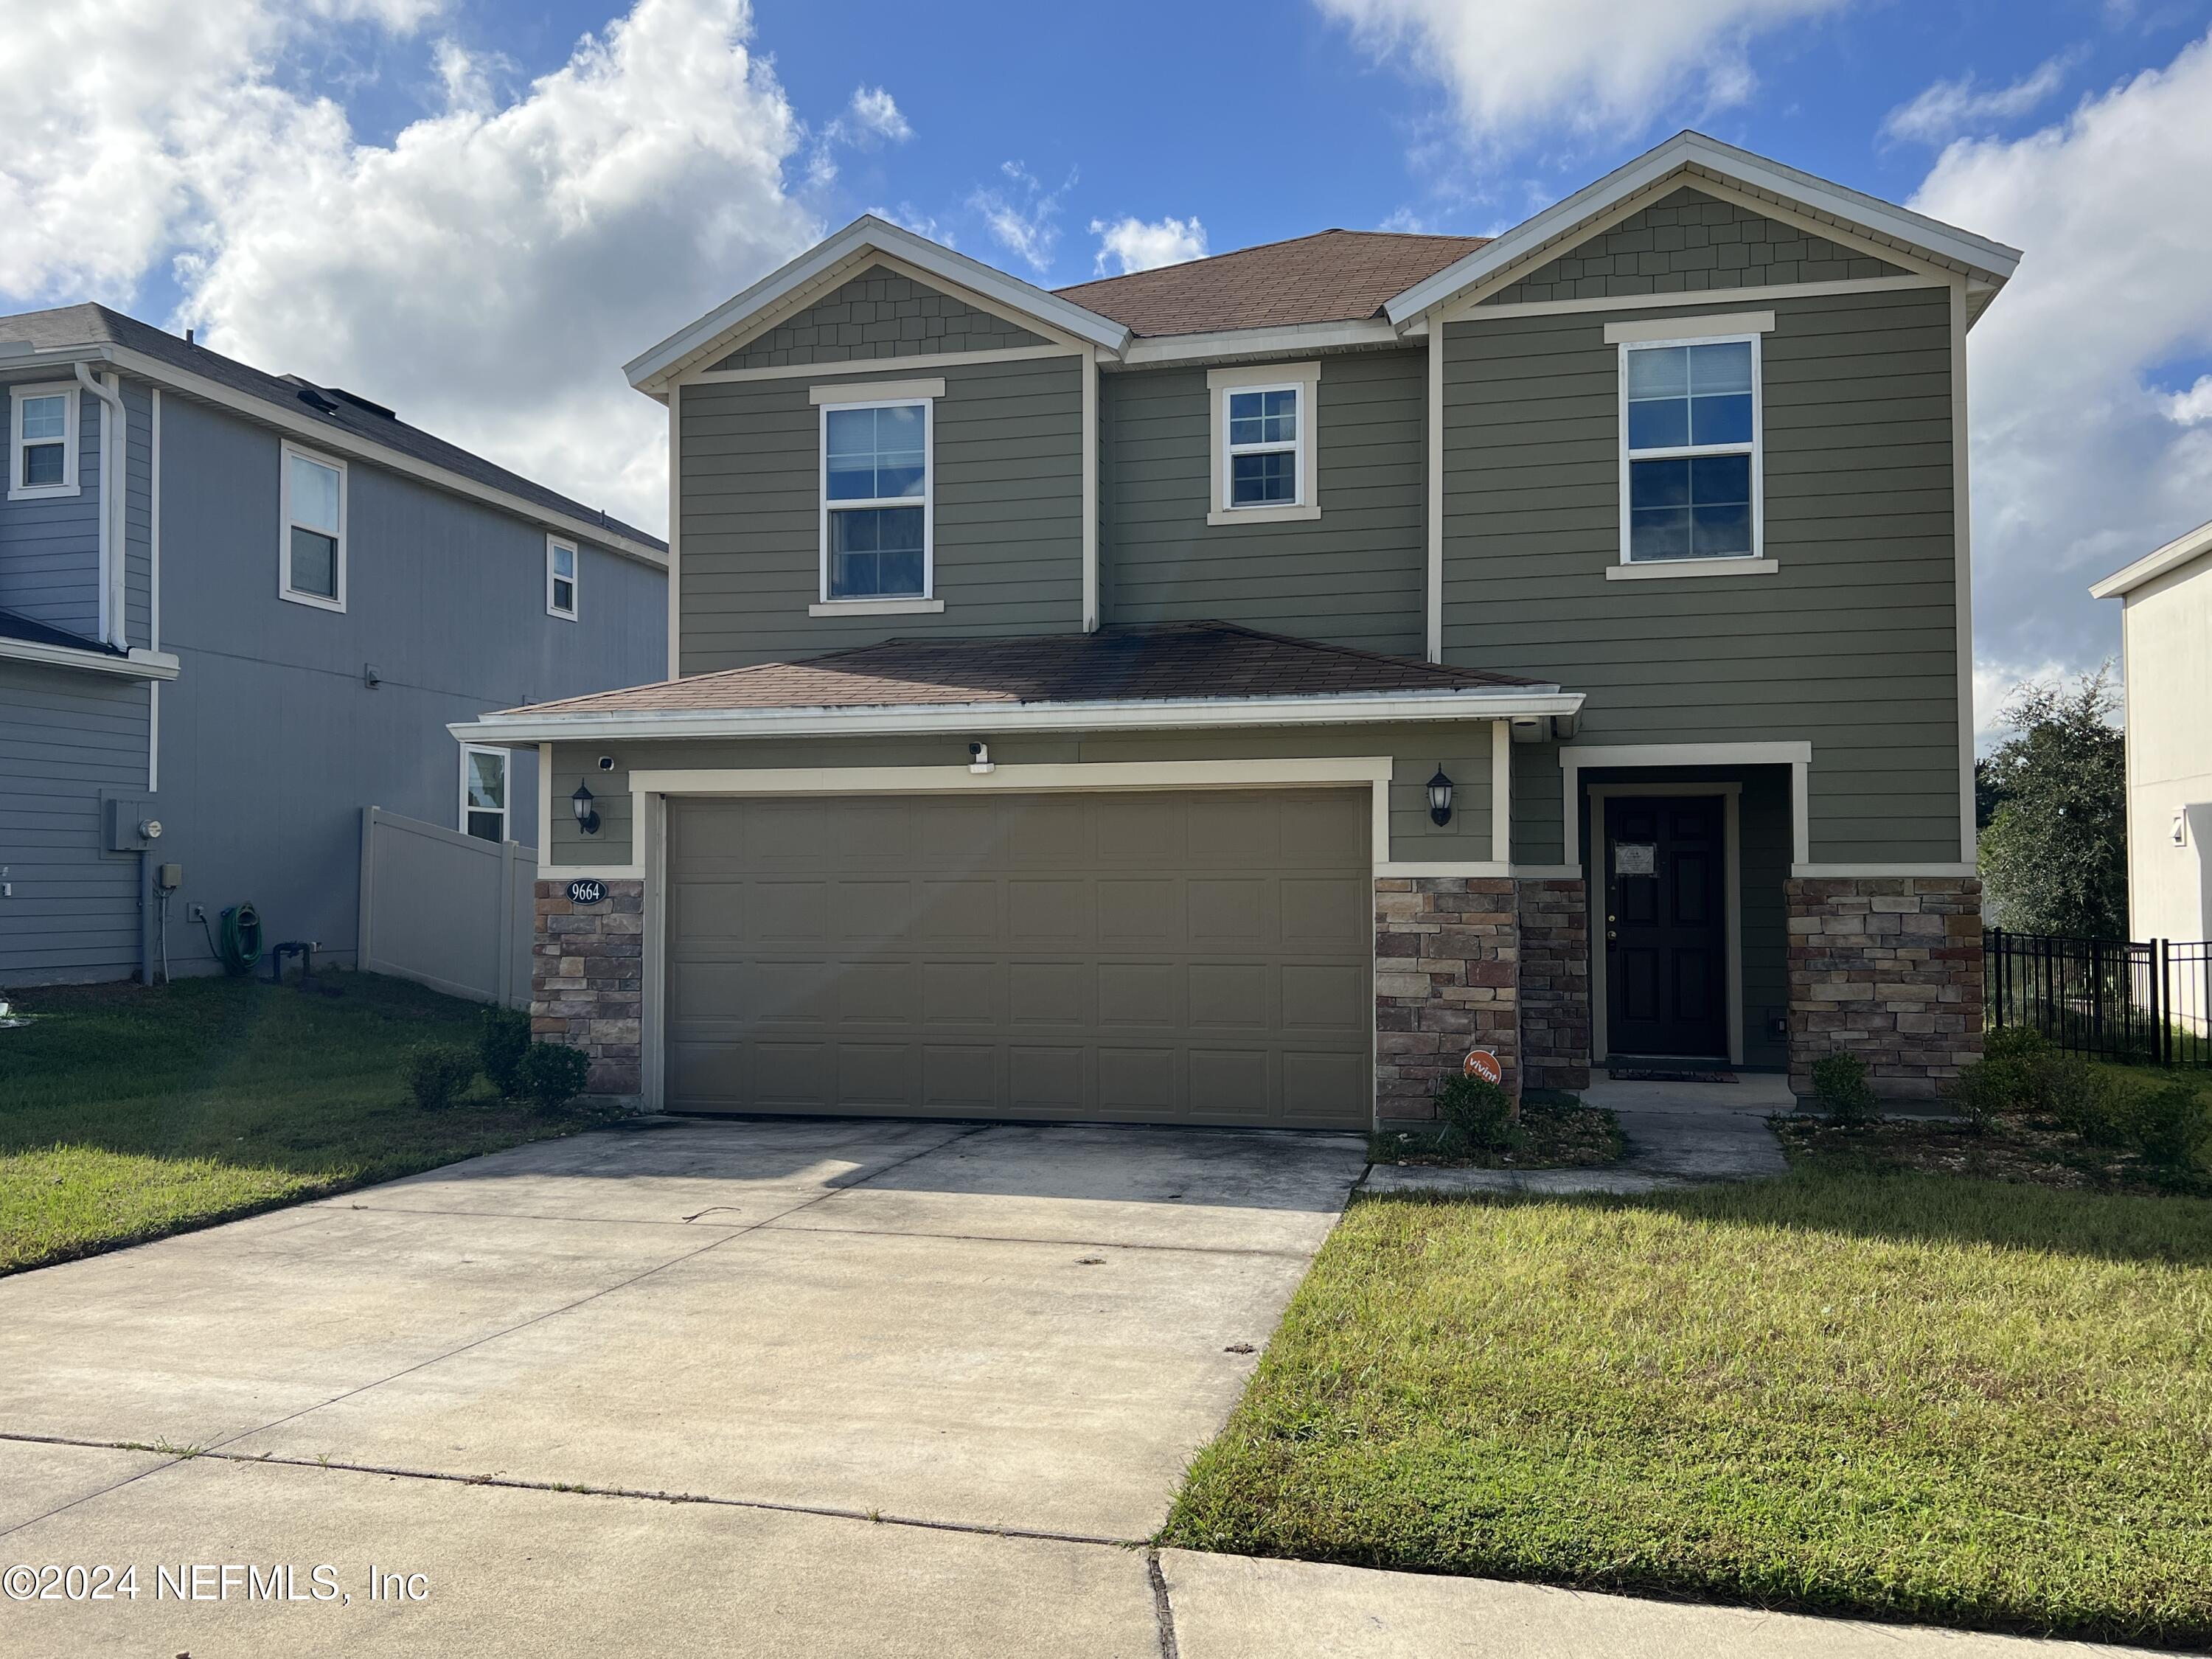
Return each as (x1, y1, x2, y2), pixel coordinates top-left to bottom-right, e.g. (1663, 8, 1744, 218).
(1984, 929, 2212, 1068)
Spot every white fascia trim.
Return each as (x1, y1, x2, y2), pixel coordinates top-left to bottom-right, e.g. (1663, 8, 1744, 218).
(1792, 863, 1978, 878)
(1116, 317, 1403, 367)
(2090, 515, 2212, 600)
(808, 377, 945, 405)
(624, 215, 1129, 391)
(1385, 131, 2020, 324)
(451, 686, 1585, 747)
(1467, 275, 1941, 322)
(13, 342, 667, 570)
(0, 638, 179, 680)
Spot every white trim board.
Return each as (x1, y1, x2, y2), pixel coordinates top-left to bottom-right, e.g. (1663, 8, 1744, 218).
(1792, 863, 1978, 878)
(1425, 317, 1444, 661)
(454, 686, 1583, 747)
(1390, 131, 2018, 324)
(1604, 310, 1774, 344)
(689, 344, 1080, 386)
(1559, 741, 1812, 869)
(0, 638, 178, 680)
(624, 215, 1129, 392)
(2092, 515, 2212, 600)
(1587, 782, 1745, 1068)
(1949, 279, 1978, 869)
(1461, 274, 1944, 324)
(1206, 360, 1321, 527)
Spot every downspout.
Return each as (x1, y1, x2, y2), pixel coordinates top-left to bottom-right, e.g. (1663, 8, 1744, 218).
(74, 361, 128, 650)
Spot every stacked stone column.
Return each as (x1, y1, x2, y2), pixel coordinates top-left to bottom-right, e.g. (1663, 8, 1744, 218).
(1785, 874, 1983, 1099)
(1374, 876, 1520, 1122)
(1516, 878, 1592, 1091)
(532, 878, 644, 1099)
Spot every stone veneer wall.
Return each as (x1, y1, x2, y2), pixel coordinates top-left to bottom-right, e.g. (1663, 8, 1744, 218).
(533, 878, 645, 1097)
(1375, 876, 1520, 1121)
(1517, 878, 1592, 1091)
(1786, 874, 1983, 1099)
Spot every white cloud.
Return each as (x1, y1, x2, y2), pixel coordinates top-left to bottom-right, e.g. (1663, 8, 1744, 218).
(971, 160, 1070, 274)
(1881, 54, 2079, 145)
(0, 0, 821, 536)
(843, 86, 911, 144)
(2161, 374, 2212, 426)
(1313, 0, 1845, 141)
(1911, 30, 2212, 696)
(1089, 215, 1206, 276)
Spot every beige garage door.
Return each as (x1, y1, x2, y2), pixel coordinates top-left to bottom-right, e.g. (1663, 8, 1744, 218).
(662, 789, 1371, 1129)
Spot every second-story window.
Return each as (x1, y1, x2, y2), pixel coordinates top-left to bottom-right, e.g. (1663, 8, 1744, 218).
(821, 399, 930, 601)
(1621, 337, 1759, 563)
(1226, 386, 1301, 507)
(280, 443, 347, 610)
(547, 537, 578, 619)
(10, 386, 79, 500)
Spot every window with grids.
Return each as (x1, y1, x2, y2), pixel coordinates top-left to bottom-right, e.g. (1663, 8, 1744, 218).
(462, 747, 507, 843)
(11, 387, 75, 497)
(1623, 338, 1758, 563)
(547, 538, 577, 619)
(1224, 385, 1301, 507)
(822, 400, 928, 599)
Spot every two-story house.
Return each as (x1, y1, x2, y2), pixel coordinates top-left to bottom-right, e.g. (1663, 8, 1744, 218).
(0, 303, 666, 987)
(454, 131, 2015, 1121)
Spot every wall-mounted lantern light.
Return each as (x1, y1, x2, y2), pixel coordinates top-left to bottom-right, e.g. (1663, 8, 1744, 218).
(1427, 766, 1454, 827)
(571, 781, 600, 835)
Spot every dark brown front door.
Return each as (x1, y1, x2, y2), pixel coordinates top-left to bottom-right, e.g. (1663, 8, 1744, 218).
(1604, 795, 1728, 1060)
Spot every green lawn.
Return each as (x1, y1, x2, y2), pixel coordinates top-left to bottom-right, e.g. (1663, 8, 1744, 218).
(0, 973, 608, 1276)
(1164, 1173, 2212, 1647)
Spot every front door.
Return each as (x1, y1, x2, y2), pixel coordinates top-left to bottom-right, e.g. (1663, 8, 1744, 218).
(1603, 795, 1729, 1060)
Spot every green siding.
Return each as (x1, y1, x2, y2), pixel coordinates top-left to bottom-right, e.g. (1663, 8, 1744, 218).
(1443, 285, 1962, 866)
(710, 265, 1046, 370)
(678, 353, 1084, 672)
(544, 722, 1503, 870)
(1101, 350, 1425, 655)
(1480, 187, 1907, 306)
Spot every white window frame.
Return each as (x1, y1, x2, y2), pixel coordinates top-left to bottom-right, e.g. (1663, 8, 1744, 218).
(1615, 330, 1764, 568)
(546, 535, 579, 621)
(279, 441, 348, 612)
(816, 394, 934, 608)
(1206, 360, 1321, 526)
(9, 383, 81, 501)
(459, 744, 509, 843)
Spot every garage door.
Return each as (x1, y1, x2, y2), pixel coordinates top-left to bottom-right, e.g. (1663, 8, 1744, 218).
(662, 789, 1371, 1128)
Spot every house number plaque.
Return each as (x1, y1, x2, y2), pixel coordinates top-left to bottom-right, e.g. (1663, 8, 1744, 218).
(566, 879, 607, 905)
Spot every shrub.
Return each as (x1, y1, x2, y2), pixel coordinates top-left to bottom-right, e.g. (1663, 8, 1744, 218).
(405, 1043, 478, 1111)
(1982, 1025, 2053, 1066)
(2044, 1056, 2132, 1144)
(2125, 1083, 2212, 1173)
(515, 1041, 593, 1110)
(1810, 1051, 1877, 1127)
(1947, 1027, 2054, 1130)
(480, 1006, 533, 1099)
(1431, 1074, 1521, 1152)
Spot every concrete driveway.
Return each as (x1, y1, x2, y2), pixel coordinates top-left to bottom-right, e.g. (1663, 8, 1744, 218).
(0, 1117, 1366, 1655)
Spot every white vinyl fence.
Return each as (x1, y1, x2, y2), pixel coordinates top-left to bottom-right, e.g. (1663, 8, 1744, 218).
(358, 807, 535, 1009)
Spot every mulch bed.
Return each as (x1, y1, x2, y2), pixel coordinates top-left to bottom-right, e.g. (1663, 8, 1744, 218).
(1372, 1096, 1627, 1169)
(1772, 1110, 2204, 1196)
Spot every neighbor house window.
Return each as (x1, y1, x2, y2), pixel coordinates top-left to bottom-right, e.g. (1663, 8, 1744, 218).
(1621, 336, 1760, 563)
(547, 537, 578, 619)
(9, 385, 80, 500)
(461, 746, 508, 843)
(820, 399, 929, 601)
(1206, 361, 1321, 526)
(279, 443, 347, 609)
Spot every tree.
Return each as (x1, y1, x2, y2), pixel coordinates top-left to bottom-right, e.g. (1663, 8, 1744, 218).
(1978, 667, 2126, 937)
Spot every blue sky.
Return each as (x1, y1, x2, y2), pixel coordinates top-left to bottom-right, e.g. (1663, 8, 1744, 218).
(8, 0, 2212, 728)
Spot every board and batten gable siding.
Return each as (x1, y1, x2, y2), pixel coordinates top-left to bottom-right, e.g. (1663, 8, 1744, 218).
(0, 380, 104, 639)
(678, 352, 1085, 672)
(709, 265, 1048, 372)
(1099, 349, 1426, 656)
(541, 723, 1503, 872)
(0, 658, 150, 982)
(1478, 187, 1909, 307)
(1443, 284, 1961, 866)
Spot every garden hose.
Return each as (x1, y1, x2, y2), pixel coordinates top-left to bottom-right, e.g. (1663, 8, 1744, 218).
(201, 902, 264, 975)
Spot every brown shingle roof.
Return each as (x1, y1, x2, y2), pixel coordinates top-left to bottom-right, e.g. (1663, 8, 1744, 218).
(1055, 231, 1488, 338)
(503, 622, 1540, 717)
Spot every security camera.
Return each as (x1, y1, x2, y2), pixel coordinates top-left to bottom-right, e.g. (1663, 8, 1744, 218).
(597, 755, 616, 772)
(968, 741, 993, 776)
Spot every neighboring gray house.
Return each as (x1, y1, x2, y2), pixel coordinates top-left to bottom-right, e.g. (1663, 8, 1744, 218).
(454, 131, 2014, 1120)
(0, 303, 666, 987)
